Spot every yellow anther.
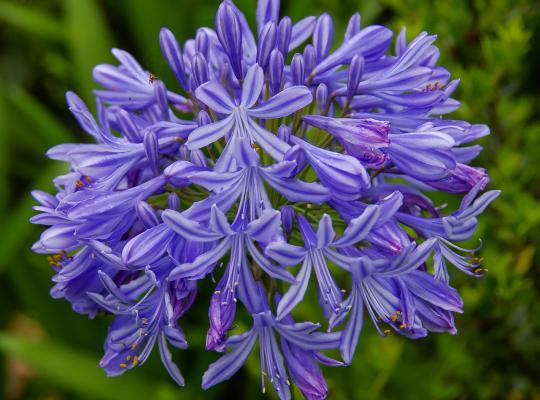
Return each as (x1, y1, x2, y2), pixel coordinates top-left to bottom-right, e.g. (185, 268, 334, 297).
(473, 268, 483, 274)
(383, 329, 391, 335)
(120, 363, 127, 369)
(175, 137, 185, 143)
(126, 355, 131, 361)
(132, 356, 139, 366)
(396, 310, 401, 315)
(399, 323, 407, 329)
(390, 314, 398, 322)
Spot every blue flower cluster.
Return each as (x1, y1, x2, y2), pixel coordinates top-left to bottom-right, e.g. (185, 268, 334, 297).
(31, 0, 500, 398)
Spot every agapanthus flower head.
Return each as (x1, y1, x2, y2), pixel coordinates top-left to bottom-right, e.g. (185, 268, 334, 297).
(31, 0, 500, 398)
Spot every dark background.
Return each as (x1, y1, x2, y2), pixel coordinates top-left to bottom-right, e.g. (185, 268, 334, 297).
(0, 0, 539, 399)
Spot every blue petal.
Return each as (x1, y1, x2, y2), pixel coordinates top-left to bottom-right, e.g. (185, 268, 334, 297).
(276, 257, 312, 319)
(169, 237, 232, 280)
(245, 239, 296, 283)
(162, 210, 224, 242)
(202, 330, 258, 389)
(316, 214, 335, 248)
(210, 205, 234, 236)
(248, 86, 313, 119)
(289, 16, 316, 51)
(247, 117, 290, 161)
(186, 115, 235, 150)
(333, 205, 380, 247)
(245, 209, 281, 242)
(381, 238, 437, 277)
(340, 289, 363, 364)
(195, 82, 235, 114)
(122, 223, 172, 267)
(241, 64, 264, 107)
(158, 332, 185, 386)
(265, 240, 306, 266)
(260, 168, 330, 204)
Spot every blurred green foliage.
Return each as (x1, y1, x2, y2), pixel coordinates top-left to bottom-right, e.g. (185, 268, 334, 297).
(0, 0, 539, 399)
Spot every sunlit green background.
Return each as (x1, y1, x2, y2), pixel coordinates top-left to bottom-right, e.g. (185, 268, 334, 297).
(0, 0, 539, 399)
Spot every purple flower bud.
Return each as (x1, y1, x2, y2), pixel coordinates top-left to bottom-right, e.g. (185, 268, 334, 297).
(191, 53, 209, 88)
(281, 339, 329, 400)
(143, 129, 160, 175)
(345, 12, 361, 41)
(136, 201, 159, 228)
(313, 13, 334, 62)
(159, 28, 188, 89)
(168, 192, 180, 210)
(427, 164, 489, 194)
(178, 145, 190, 160)
(170, 279, 198, 320)
(304, 115, 390, 168)
(206, 277, 237, 351)
(257, 21, 277, 70)
(257, 0, 280, 33)
(277, 17, 292, 55)
(269, 49, 284, 96)
(197, 110, 212, 126)
(115, 108, 141, 142)
(188, 75, 198, 93)
(153, 80, 169, 120)
(316, 84, 328, 114)
(215, 1, 244, 79)
(277, 124, 291, 143)
(303, 44, 316, 76)
(280, 205, 295, 237)
(196, 29, 210, 59)
(291, 53, 305, 85)
(190, 149, 208, 167)
(346, 55, 364, 100)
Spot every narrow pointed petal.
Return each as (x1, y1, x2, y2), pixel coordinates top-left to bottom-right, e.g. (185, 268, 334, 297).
(333, 205, 380, 247)
(265, 241, 306, 266)
(248, 86, 313, 118)
(195, 82, 235, 114)
(202, 330, 257, 389)
(162, 210, 224, 242)
(241, 64, 264, 107)
(276, 258, 312, 319)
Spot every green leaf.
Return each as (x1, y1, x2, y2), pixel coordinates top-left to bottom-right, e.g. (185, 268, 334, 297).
(0, 163, 66, 273)
(5, 85, 73, 146)
(0, 332, 179, 400)
(0, 91, 8, 220)
(0, 2, 64, 41)
(63, 0, 114, 104)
